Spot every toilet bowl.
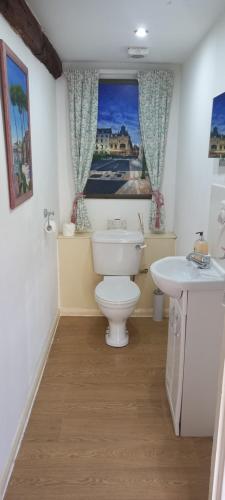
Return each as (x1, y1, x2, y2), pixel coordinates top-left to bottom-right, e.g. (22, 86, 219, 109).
(95, 276, 140, 347)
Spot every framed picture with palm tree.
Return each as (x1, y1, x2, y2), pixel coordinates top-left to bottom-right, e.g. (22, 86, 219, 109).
(0, 40, 33, 208)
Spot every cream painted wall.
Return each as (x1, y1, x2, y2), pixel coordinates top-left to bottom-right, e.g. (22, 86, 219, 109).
(0, 15, 59, 494)
(175, 12, 225, 255)
(56, 66, 181, 233)
(58, 233, 176, 317)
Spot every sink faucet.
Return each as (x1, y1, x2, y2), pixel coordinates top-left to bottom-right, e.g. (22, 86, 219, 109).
(186, 252, 211, 269)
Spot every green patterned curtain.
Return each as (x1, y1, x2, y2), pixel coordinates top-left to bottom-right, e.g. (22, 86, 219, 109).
(64, 68, 99, 231)
(138, 70, 174, 233)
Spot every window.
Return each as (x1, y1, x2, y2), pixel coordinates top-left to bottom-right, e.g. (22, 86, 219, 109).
(84, 79, 151, 199)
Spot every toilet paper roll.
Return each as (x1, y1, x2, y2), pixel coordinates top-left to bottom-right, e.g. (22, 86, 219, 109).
(63, 222, 75, 237)
(44, 220, 56, 233)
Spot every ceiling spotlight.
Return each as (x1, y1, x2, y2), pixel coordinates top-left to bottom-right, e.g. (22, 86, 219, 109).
(134, 28, 148, 38)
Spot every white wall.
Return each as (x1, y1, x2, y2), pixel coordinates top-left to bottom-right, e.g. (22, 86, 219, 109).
(0, 15, 59, 492)
(56, 66, 180, 233)
(175, 12, 225, 255)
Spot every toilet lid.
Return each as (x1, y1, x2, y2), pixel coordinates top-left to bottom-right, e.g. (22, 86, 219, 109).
(95, 277, 140, 305)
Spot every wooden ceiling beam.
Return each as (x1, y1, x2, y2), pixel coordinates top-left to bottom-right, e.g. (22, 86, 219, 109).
(0, 0, 62, 78)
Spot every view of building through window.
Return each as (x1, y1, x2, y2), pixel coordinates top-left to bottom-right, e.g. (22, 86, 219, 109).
(84, 80, 151, 198)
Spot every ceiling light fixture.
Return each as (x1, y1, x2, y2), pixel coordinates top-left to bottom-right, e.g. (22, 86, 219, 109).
(134, 27, 148, 38)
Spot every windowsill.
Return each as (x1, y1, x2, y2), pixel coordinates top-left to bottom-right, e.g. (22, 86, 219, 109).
(84, 195, 152, 199)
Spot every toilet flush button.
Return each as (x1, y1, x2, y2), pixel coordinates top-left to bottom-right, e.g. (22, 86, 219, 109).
(107, 218, 127, 229)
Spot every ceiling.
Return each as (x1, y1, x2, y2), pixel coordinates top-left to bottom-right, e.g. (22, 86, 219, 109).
(27, 0, 225, 64)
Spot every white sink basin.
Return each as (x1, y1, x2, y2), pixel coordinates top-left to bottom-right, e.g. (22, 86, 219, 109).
(150, 256, 225, 298)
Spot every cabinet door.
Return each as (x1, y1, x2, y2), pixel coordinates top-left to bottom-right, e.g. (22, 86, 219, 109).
(166, 298, 186, 435)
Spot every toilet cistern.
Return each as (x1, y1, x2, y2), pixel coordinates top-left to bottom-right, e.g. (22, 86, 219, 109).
(91, 229, 145, 347)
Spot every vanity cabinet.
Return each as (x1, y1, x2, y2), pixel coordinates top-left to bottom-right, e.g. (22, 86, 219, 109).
(166, 290, 224, 436)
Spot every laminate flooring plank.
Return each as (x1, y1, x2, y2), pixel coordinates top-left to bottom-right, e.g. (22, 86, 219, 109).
(5, 317, 212, 500)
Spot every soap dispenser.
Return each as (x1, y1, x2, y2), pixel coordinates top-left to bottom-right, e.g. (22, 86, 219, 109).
(194, 232, 208, 255)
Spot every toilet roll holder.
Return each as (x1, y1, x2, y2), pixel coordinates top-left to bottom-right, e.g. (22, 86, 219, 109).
(44, 209, 55, 231)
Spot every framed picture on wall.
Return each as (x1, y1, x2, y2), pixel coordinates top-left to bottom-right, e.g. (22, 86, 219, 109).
(0, 40, 33, 208)
(209, 91, 225, 159)
(84, 79, 151, 199)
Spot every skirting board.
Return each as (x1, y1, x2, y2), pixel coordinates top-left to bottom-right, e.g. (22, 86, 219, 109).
(60, 307, 169, 318)
(0, 311, 60, 500)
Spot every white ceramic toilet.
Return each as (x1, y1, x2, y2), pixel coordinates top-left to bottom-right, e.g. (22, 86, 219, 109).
(91, 229, 145, 347)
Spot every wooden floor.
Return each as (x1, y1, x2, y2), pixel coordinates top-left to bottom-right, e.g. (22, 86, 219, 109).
(5, 317, 212, 500)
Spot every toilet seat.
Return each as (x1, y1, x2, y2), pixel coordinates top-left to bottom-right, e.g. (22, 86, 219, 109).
(95, 276, 140, 306)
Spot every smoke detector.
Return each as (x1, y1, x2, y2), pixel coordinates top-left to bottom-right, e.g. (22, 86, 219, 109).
(128, 47, 149, 59)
